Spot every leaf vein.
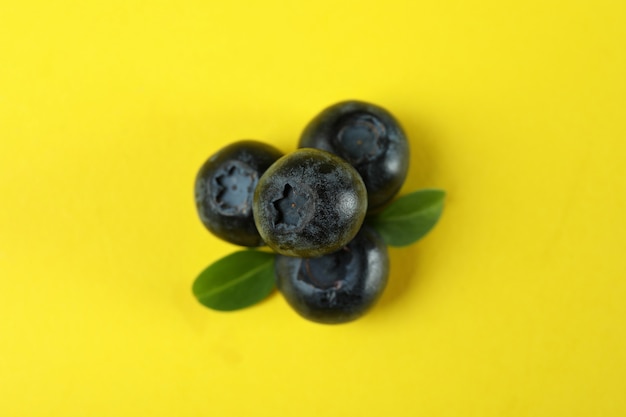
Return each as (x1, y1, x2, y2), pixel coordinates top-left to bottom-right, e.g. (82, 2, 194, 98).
(379, 206, 442, 223)
(195, 259, 273, 301)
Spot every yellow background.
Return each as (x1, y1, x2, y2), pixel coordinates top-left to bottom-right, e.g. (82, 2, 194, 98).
(1, 0, 625, 415)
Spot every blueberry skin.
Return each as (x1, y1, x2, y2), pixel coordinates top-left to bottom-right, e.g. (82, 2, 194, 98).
(253, 148, 367, 257)
(275, 226, 389, 324)
(195, 140, 283, 247)
(299, 100, 410, 213)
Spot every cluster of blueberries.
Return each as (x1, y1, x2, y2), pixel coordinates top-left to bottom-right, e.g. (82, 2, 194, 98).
(195, 100, 410, 323)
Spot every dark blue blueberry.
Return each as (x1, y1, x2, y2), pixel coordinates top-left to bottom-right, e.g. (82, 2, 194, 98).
(253, 148, 367, 257)
(195, 140, 283, 247)
(275, 226, 389, 324)
(299, 100, 410, 213)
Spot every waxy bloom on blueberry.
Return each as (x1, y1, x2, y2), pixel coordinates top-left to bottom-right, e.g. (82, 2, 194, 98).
(275, 226, 389, 324)
(253, 148, 367, 257)
(299, 100, 410, 213)
(195, 140, 283, 247)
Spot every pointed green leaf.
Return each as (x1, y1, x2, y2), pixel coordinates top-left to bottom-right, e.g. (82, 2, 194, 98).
(192, 251, 275, 311)
(370, 189, 446, 247)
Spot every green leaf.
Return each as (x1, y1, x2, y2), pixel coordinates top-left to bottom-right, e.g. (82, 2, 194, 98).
(192, 251, 276, 311)
(370, 189, 446, 247)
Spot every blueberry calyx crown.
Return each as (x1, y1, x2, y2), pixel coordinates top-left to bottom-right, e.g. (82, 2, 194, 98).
(272, 183, 315, 232)
(211, 161, 257, 216)
(298, 247, 352, 291)
(334, 112, 388, 165)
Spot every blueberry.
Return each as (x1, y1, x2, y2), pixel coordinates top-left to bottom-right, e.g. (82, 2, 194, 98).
(195, 140, 283, 247)
(253, 148, 367, 257)
(275, 226, 389, 324)
(299, 100, 410, 212)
